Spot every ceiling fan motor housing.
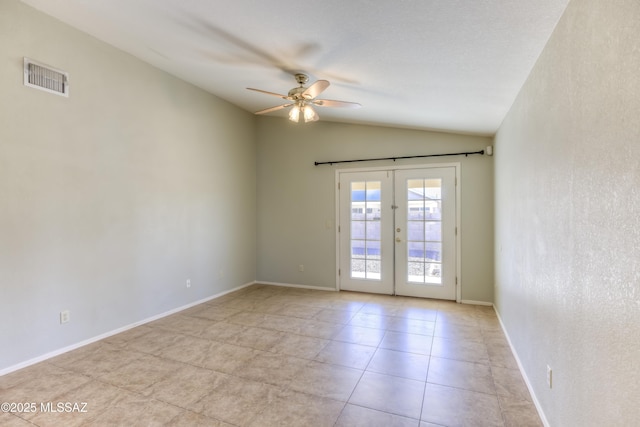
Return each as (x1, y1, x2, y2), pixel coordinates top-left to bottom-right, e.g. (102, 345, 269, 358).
(294, 73, 309, 85)
(289, 73, 312, 100)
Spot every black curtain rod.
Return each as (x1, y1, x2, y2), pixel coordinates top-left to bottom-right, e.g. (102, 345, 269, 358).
(314, 149, 485, 166)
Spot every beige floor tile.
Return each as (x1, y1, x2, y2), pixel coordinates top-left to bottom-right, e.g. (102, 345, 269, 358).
(261, 302, 325, 319)
(314, 340, 377, 369)
(393, 306, 438, 322)
(224, 326, 285, 351)
(350, 312, 393, 329)
(199, 320, 247, 342)
(296, 319, 345, 339)
(487, 344, 520, 370)
(148, 313, 217, 337)
(270, 333, 329, 359)
(97, 353, 184, 393)
(235, 352, 307, 387)
(48, 342, 142, 378)
(367, 348, 430, 381)
(431, 336, 490, 365)
(334, 325, 386, 347)
(142, 365, 228, 408)
(349, 371, 425, 419)
(0, 362, 54, 390)
(259, 313, 308, 334)
(100, 325, 154, 347)
(19, 379, 126, 427)
(427, 356, 496, 394)
(190, 376, 281, 425)
(359, 302, 404, 317)
(483, 331, 511, 345)
(499, 396, 544, 427)
(422, 383, 504, 426)
(224, 311, 269, 327)
(476, 316, 502, 331)
(433, 321, 484, 341)
(336, 404, 419, 427)
(247, 388, 345, 427)
(0, 413, 34, 427)
(492, 366, 532, 402)
(199, 342, 262, 374)
(380, 330, 433, 355)
(288, 360, 362, 401)
(154, 335, 219, 366)
(188, 305, 242, 321)
(387, 316, 436, 336)
(82, 391, 184, 426)
(313, 307, 357, 324)
(214, 297, 263, 311)
(327, 299, 367, 312)
(165, 410, 235, 427)
(123, 328, 186, 355)
(0, 364, 91, 404)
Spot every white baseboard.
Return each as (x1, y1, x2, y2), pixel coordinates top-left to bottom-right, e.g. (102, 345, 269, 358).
(493, 307, 550, 427)
(460, 299, 494, 306)
(0, 281, 256, 377)
(258, 281, 337, 292)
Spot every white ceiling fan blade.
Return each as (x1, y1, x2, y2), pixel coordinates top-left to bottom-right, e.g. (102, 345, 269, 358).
(254, 104, 292, 115)
(313, 99, 362, 109)
(247, 87, 289, 100)
(302, 80, 330, 99)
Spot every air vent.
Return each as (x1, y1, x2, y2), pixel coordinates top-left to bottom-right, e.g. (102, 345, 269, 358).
(23, 58, 69, 97)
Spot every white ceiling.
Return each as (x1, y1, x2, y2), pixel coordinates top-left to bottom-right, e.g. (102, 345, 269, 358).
(21, 0, 569, 136)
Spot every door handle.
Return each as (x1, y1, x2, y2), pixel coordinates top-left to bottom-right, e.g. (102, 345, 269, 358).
(395, 237, 402, 243)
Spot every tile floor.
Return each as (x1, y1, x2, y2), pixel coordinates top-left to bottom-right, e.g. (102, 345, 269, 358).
(0, 284, 542, 426)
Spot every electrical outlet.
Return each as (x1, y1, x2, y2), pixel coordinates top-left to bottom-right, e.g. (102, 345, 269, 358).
(546, 365, 553, 388)
(186, 279, 191, 288)
(60, 310, 70, 324)
(299, 264, 304, 272)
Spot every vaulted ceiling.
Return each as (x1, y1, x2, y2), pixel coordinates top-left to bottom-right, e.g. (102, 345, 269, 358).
(21, 0, 570, 135)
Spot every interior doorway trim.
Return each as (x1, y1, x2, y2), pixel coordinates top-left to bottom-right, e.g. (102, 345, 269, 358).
(334, 163, 462, 302)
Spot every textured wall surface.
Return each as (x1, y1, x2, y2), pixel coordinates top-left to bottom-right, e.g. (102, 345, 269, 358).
(494, 0, 640, 425)
(256, 118, 494, 302)
(0, 0, 256, 371)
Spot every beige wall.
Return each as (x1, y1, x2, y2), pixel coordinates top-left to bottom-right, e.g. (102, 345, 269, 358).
(0, 0, 256, 371)
(256, 117, 494, 302)
(494, 0, 640, 425)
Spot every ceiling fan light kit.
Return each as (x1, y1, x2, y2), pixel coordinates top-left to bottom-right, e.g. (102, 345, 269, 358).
(247, 73, 360, 123)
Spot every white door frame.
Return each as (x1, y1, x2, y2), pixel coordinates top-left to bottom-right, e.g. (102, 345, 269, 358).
(335, 163, 462, 302)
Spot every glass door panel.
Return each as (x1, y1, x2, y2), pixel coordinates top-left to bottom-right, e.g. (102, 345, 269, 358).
(339, 172, 393, 294)
(395, 168, 456, 299)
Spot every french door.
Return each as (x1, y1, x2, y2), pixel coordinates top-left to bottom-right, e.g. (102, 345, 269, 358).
(338, 166, 457, 300)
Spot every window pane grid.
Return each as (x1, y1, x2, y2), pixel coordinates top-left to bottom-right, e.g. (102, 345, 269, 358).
(406, 178, 443, 285)
(350, 181, 382, 281)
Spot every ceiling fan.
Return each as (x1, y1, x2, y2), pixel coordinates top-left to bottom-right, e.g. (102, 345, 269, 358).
(247, 73, 361, 123)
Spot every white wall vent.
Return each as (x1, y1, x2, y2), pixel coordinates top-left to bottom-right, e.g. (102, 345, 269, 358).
(23, 58, 69, 97)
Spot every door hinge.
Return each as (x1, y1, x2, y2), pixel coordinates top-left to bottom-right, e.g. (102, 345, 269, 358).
(339, 269, 341, 276)
(338, 225, 341, 233)
(455, 277, 458, 285)
(338, 182, 340, 190)
(455, 227, 458, 236)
